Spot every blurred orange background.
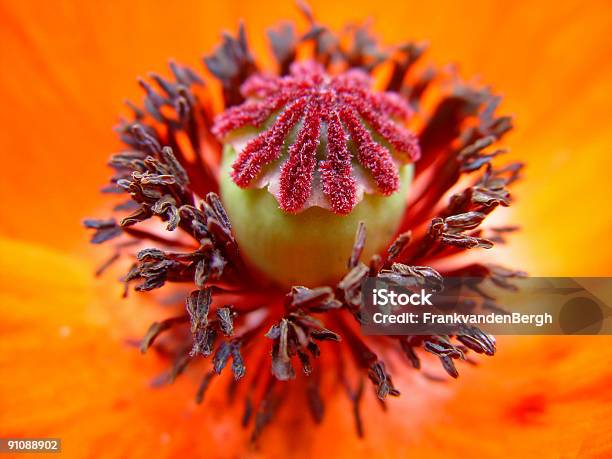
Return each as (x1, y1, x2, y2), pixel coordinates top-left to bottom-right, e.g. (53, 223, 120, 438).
(1, 0, 611, 457)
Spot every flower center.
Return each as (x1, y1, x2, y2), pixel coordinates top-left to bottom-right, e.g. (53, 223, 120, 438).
(213, 61, 420, 214)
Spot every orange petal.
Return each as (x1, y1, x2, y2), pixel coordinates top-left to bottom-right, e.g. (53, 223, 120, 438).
(0, 237, 252, 457)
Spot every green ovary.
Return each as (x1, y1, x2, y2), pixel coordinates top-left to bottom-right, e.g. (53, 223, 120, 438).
(220, 145, 413, 288)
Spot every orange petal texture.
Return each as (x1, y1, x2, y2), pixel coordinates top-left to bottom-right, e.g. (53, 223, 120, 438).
(1, 0, 611, 457)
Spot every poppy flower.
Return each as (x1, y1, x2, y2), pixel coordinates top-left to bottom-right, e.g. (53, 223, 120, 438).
(1, 1, 612, 458)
